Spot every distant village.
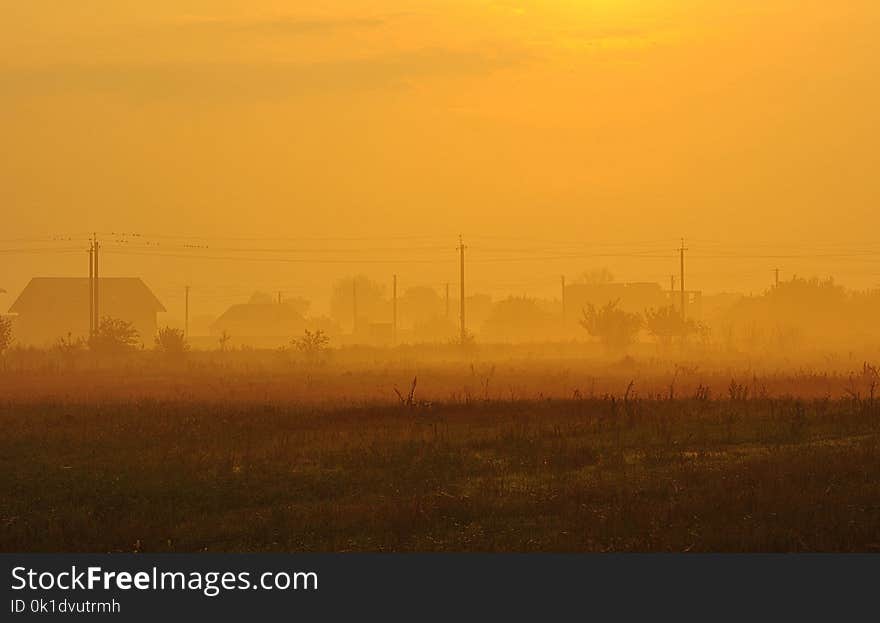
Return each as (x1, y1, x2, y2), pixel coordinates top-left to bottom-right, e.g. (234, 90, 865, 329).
(3, 270, 878, 353)
(0, 272, 707, 348)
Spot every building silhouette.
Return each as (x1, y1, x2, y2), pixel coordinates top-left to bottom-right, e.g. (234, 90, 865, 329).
(7, 277, 165, 346)
(210, 301, 308, 340)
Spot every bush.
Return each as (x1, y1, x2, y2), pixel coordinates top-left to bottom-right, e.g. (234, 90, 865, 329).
(55, 332, 87, 354)
(291, 329, 330, 362)
(0, 316, 12, 355)
(90, 317, 140, 354)
(155, 326, 189, 356)
(218, 330, 232, 352)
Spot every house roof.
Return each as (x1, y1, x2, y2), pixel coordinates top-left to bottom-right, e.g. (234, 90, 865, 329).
(8, 278, 166, 314)
(212, 303, 305, 327)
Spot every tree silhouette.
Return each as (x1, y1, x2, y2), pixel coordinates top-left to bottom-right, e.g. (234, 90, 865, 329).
(580, 300, 641, 352)
(644, 305, 699, 347)
(0, 316, 12, 355)
(90, 316, 139, 353)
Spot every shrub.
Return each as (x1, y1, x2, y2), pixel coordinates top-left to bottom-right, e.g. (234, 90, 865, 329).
(55, 332, 87, 355)
(291, 329, 330, 362)
(90, 317, 140, 354)
(155, 326, 189, 356)
(0, 316, 12, 355)
(218, 330, 232, 352)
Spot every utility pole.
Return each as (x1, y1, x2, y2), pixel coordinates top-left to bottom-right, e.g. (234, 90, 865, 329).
(88, 242, 94, 337)
(679, 238, 687, 320)
(93, 234, 100, 332)
(458, 235, 466, 344)
(561, 275, 566, 325)
(445, 282, 450, 319)
(392, 274, 398, 344)
(775, 268, 780, 289)
(277, 291, 282, 305)
(185, 285, 190, 339)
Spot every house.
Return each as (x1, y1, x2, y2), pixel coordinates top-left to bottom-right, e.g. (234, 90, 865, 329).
(210, 302, 309, 341)
(8, 277, 166, 347)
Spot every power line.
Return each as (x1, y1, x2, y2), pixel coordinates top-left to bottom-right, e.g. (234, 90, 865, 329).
(104, 242, 454, 253)
(102, 249, 456, 265)
(97, 232, 456, 242)
(0, 247, 86, 254)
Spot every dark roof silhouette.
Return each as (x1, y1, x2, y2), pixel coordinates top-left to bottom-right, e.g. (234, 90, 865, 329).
(213, 303, 304, 325)
(8, 278, 166, 314)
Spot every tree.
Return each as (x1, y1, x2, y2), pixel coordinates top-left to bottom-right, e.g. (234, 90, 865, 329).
(291, 329, 330, 362)
(580, 300, 641, 352)
(644, 305, 699, 347)
(155, 326, 189, 356)
(90, 316, 140, 353)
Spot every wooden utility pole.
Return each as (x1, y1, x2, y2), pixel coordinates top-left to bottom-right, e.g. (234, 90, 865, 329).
(88, 242, 94, 337)
(775, 268, 780, 288)
(679, 238, 687, 320)
(458, 235, 466, 344)
(185, 285, 190, 339)
(445, 282, 450, 319)
(561, 275, 566, 325)
(93, 235, 100, 332)
(392, 274, 398, 344)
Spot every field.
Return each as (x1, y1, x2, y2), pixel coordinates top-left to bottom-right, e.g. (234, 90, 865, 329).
(2, 349, 880, 552)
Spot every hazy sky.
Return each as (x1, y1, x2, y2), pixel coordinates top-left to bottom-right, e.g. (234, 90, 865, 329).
(2, 1, 879, 317)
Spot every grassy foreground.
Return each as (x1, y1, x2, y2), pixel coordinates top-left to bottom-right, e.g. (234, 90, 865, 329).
(3, 375, 880, 551)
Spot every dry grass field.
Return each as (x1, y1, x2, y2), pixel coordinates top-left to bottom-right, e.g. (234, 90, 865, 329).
(2, 350, 879, 552)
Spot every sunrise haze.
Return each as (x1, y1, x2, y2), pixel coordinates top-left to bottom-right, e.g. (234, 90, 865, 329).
(2, 1, 879, 316)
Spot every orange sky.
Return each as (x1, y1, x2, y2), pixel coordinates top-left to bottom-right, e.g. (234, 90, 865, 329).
(2, 1, 879, 317)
